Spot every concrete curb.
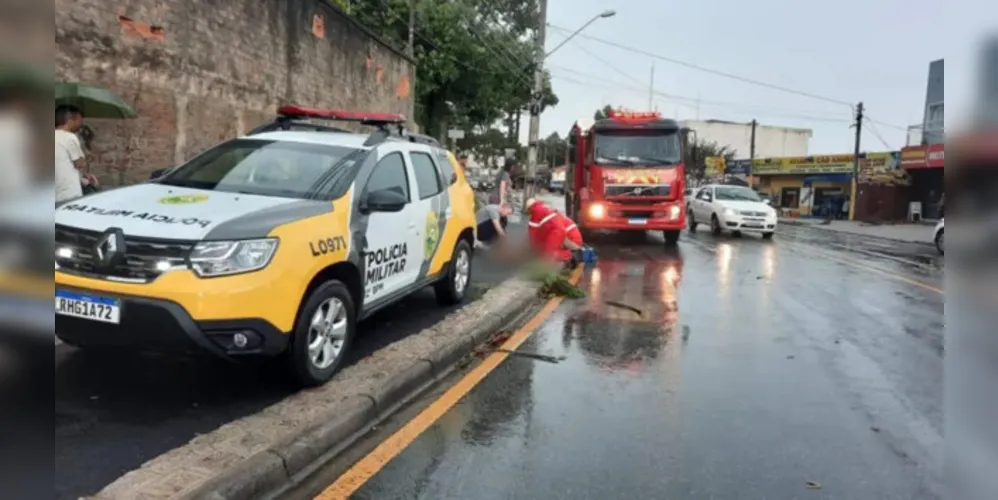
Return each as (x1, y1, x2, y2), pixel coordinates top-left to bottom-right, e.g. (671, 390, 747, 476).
(91, 276, 546, 500)
(779, 219, 935, 248)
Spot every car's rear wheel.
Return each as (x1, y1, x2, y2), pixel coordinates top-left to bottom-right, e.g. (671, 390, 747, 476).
(435, 239, 473, 305)
(289, 281, 355, 387)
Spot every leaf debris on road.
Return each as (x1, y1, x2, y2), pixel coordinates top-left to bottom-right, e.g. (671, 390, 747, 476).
(806, 480, 822, 489)
(605, 300, 643, 316)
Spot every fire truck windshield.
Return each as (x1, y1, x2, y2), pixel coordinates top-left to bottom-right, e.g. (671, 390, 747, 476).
(594, 131, 681, 167)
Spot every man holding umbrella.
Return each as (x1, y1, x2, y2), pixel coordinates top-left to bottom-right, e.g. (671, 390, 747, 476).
(54, 105, 97, 203)
(54, 81, 137, 202)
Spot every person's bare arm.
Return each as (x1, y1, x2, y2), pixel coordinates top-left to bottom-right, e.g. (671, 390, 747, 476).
(499, 180, 509, 205)
(491, 217, 506, 237)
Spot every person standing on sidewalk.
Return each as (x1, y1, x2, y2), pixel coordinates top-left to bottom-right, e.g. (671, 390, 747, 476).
(55, 105, 98, 203)
(491, 160, 513, 206)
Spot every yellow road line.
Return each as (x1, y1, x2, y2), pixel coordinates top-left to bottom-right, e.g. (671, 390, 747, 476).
(315, 268, 584, 499)
(781, 240, 943, 295)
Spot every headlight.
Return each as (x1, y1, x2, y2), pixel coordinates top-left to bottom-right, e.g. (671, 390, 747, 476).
(189, 238, 278, 278)
(589, 203, 606, 219)
(668, 205, 681, 219)
(722, 207, 737, 217)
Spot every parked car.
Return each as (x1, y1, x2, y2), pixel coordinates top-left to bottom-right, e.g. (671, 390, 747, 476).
(687, 184, 777, 239)
(55, 106, 478, 387)
(934, 218, 944, 255)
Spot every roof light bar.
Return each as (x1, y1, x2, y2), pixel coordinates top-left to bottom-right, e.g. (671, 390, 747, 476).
(607, 110, 662, 121)
(276, 105, 406, 125)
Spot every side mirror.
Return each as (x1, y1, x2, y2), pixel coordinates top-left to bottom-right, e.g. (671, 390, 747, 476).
(362, 189, 407, 213)
(149, 168, 169, 180)
(763, 199, 771, 205)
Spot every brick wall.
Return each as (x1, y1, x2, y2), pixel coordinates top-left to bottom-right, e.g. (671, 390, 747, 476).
(55, 0, 415, 185)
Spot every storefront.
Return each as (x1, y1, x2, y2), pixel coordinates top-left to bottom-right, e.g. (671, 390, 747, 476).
(751, 154, 856, 217)
(900, 144, 944, 219)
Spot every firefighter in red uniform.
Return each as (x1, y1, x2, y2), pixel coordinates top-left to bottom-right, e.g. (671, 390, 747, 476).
(526, 199, 583, 268)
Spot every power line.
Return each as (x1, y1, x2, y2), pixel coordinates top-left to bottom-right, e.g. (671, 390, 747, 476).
(547, 67, 854, 123)
(546, 23, 856, 108)
(864, 116, 893, 149)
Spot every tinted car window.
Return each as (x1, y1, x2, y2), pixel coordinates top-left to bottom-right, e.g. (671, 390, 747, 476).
(434, 150, 458, 185)
(160, 139, 361, 199)
(410, 152, 444, 199)
(365, 152, 410, 201)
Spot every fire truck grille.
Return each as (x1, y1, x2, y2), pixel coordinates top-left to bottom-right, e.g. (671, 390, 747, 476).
(605, 185, 671, 197)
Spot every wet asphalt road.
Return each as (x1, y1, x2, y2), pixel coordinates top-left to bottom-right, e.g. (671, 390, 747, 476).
(313, 205, 944, 499)
(53, 233, 523, 500)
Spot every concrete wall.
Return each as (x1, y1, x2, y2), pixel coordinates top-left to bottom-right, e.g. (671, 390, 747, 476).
(681, 119, 811, 159)
(56, 0, 415, 185)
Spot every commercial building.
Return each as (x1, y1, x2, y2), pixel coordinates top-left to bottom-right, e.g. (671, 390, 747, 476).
(751, 153, 902, 218)
(680, 119, 812, 159)
(897, 59, 945, 220)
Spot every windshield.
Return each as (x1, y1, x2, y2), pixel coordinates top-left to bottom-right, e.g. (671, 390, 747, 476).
(158, 139, 364, 199)
(594, 132, 681, 166)
(715, 186, 763, 202)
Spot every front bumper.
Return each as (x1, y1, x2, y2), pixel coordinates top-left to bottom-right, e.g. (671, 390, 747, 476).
(718, 212, 778, 232)
(580, 200, 685, 231)
(55, 285, 290, 358)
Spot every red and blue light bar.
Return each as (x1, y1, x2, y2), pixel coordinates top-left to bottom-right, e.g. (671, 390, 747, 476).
(607, 109, 662, 121)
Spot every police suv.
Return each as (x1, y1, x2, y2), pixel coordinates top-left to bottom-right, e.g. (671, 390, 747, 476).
(54, 107, 478, 386)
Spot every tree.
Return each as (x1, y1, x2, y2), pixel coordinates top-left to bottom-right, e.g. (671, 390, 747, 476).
(687, 139, 737, 180)
(539, 131, 569, 167)
(347, 0, 558, 141)
(593, 104, 614, 121)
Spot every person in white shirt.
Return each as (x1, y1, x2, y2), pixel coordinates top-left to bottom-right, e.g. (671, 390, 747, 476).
(55, 105, 97, 203)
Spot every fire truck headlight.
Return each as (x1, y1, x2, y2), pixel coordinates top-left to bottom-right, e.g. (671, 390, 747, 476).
(589, 203, 606, 219)
(668, 205, 681, 220)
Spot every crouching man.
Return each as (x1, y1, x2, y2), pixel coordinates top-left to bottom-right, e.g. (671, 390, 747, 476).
(525, 198, 584, 269)
(475, 202, 513, 250)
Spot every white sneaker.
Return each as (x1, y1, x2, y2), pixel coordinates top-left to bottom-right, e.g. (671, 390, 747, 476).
(474, 240, 490, 250)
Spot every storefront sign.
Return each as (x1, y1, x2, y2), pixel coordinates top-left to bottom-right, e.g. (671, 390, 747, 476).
(725, 159, 751, 176)
(704, 157, 726, 178)
(900, 144, 944, 169)
(752, 154, 856, 175)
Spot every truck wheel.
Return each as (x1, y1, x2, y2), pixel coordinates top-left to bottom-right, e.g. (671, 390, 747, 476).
(687, 211, 697, 233)
(289, 280, 356, 387)
(664, 230, 681, 246)
(434, 239, 473, 305)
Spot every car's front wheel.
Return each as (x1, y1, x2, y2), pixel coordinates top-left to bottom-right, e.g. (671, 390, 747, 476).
(435, 239, 473, 305)
(762, 232, 774, 240)
(935, 228, 944, 255)
(687, 211, 697, 233)
(289, 281, 356, 387)
(710, 214, 723, 235)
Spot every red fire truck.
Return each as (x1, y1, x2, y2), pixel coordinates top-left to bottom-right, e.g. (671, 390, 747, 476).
(564, 110, 696, 245)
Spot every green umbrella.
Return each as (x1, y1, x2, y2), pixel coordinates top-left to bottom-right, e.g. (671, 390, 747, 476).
(55, 81, 137, 119)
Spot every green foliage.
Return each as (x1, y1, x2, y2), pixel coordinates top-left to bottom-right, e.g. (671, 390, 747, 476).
(539, 131, 569, 167)
(348, 0, 558, 141)
(525, 261, 585, 299)
(593, 104, 614, 121)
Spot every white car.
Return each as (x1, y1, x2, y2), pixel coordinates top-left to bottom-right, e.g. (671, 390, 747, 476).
(687, 184, 778, 239)
(934, 218, 944, 255)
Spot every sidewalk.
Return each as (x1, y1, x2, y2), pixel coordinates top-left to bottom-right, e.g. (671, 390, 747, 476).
(779, 218, 937, 245)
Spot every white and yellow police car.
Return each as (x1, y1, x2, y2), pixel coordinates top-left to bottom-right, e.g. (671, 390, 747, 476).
(54, 107, 478, 386)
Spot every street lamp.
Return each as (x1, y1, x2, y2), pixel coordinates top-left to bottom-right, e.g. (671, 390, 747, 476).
(524, 8, 616, 202)
(545, 10, 616, 59)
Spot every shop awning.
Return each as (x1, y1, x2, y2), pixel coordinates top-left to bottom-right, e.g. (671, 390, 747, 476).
(802, 173, 852, 184)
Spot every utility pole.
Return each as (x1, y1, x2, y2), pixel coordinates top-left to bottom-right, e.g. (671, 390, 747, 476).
(523, 0, 548, 202)
(849, 102, 864, 221)
(648, 62, 655, 109)
(749, 119, 757, 160)
(406, 0, 415, 58)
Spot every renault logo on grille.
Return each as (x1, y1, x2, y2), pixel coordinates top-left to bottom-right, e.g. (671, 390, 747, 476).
(93, 228, 126, 270)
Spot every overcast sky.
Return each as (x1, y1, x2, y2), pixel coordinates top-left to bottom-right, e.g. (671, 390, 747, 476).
(518, 0, 994, 156)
